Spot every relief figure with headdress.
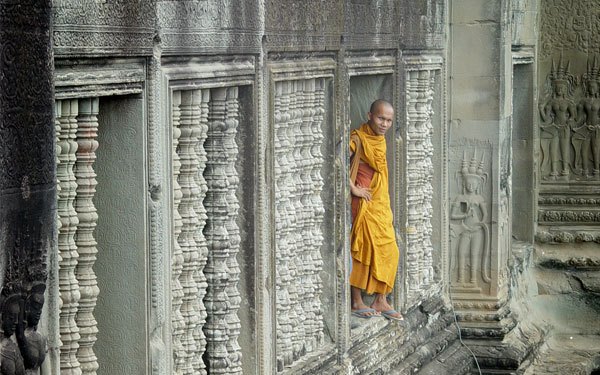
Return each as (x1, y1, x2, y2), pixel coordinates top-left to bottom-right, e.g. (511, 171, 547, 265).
(450, 151, 491, 287)
(539, 54, 577, 180)
(574, 54, 600, 178)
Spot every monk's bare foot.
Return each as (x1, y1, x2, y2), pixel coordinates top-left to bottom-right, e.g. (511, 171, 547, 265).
(371, 295, 403, 320)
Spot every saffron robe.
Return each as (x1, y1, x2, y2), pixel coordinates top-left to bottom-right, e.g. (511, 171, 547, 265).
(350, 123, 399, 295)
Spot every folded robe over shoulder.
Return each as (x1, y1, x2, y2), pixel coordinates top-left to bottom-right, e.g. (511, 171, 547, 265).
(350, 123, 399, 295)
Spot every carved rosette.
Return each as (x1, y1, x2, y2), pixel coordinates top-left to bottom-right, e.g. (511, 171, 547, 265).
(171, 90, 186, 372)
(405, 68, 436, 300)
(274, 78, 326, 370)
(56, 99, 82, 375)
(74, 97, 100, 374)
(177, 89, 207, 374)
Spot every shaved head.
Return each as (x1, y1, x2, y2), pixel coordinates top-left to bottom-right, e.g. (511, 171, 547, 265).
(369, 99, 393, 114)
(367, 99, 394, 136)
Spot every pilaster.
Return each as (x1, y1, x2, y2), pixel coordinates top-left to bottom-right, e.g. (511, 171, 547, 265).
(449, 0, 518, 370)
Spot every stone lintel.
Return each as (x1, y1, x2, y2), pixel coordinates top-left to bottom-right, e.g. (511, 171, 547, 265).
(54, 58, 146, 99)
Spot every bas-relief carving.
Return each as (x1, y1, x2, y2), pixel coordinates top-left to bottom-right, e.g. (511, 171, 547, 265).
(266, 0, 340, 33)
(346, 0, 396, 37)
(344, 3, 398, 50)
(265, 0, 341, 50)
(575, 59, 600, 176)
(273, 78, 326, 372)
(53, 1, 154, 55)
(538, 56, 577, 180)
(540, 0, 600, 59)
(19, 284, 48, 375)
(399, 0, 445, 49)
(0, 284, 48, 375)
(157, 1, 261, 54)
(538, 55, 600, 181)
(450, 150, 492, 294)
(0, 293, 25, 375)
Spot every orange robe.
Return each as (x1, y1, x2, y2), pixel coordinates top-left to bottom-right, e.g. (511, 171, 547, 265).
(350, 124, 399, 295)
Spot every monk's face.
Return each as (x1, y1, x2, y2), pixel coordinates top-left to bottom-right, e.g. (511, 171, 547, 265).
(367, 103, 394, 136)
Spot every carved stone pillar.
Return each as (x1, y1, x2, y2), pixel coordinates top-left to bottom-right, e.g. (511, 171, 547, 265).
(177, 89, 208, 375)
(449, 2, 515, 368)
(74, 97, 100, 375)
(56, 99, 82, 375)
(223, 87, 243, 373)
(403, 57, 442, 304)
(203, 87, 233, 374)
(274, 81, 294, 370)
(171, 90, 186, 373)
(274, 78, 326, 371)
(305, 78, 325, 351)
(202, 85, 243, 374)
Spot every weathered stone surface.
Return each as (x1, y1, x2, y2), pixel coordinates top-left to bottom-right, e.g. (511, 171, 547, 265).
(0, 0, 56, 372)
(265, 0, 343, 51)
(157, 0, 262, 55)
(53, 0, 155, 57)
(399, 0, 446, 50)
(22, 0, 600, 374)
(344, 0, 399, 51)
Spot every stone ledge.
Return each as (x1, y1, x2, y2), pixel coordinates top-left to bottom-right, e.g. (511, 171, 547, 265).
(348, 298, 472, 374)
(289, 297, 473, 374)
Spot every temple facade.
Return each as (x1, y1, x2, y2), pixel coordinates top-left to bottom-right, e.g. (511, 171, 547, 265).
(0, 0, 599, 374)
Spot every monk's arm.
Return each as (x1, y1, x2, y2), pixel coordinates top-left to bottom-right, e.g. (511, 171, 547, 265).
(349, 150, 371, 201)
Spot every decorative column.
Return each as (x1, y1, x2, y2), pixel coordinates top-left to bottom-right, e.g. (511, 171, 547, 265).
(178, 89, 208, 375)
(287, 81, 303, 360)
(274, 81, 294, 371)
(403, 57, 441, 304)
(203, 87, 232, 374)
(273, 78, 326, 371)
(74, 97, 100, 375)
(307, 78, 325, 351)
(57, 99, 82, 375)
(171, 91, 186, 372)
(223, 87, 243, 373)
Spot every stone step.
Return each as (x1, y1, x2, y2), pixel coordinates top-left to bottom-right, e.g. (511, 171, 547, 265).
(518, 334, 600, 375)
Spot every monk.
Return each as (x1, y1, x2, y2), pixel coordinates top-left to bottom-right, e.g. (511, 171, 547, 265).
(349, 99, 402, 320)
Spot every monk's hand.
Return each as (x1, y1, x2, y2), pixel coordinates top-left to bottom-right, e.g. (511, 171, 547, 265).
(351, 184, 372, 201)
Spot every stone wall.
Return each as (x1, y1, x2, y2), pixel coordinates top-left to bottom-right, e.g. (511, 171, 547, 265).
(46, 1, 473, 374)
(26, 0, 600, 373)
